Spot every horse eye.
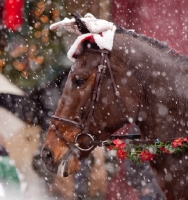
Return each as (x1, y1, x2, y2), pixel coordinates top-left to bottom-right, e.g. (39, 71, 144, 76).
(73, 77, 86, 88)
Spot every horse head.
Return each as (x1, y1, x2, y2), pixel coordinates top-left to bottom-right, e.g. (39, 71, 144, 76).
(42, 13, 188, 200)
(42, 14, 141, 177)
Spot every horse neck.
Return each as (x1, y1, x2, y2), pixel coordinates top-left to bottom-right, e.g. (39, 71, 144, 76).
(113, 33, 188, 139)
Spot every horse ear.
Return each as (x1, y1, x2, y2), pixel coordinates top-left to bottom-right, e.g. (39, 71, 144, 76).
(71, 13, 90, 34)
(71, 11, 82, 18)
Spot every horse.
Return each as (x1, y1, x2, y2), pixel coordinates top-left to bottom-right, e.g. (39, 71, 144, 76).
(41, 14, 187, 200)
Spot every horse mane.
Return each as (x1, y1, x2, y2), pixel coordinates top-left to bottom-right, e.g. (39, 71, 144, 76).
(113, 25, 188, 114)
(115, 25, 188, 64)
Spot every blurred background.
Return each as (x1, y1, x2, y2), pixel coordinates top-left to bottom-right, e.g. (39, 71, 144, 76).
(0, 0, 187, 199)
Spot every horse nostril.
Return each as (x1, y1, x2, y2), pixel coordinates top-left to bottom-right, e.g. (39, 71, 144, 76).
(63, 171, 68, 177)
(42, 147, 54, 164)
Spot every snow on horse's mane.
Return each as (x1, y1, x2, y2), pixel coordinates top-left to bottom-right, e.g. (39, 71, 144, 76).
(50, 13, 116, 62)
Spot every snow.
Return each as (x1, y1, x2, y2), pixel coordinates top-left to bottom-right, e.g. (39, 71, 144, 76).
(0, 184, 5, 198)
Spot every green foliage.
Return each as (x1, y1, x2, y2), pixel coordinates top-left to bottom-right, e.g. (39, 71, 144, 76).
(108, 137, 188, 163)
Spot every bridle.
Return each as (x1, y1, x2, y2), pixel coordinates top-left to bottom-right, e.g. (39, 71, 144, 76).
(50, 48, 140, 152)
(48, 48, 184, 157)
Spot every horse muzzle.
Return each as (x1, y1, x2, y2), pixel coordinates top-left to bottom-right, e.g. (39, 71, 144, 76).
(41, 146, 58, 174)
(41, 146, 81, 177)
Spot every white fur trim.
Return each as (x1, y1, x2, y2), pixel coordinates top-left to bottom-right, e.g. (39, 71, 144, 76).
(67, 33, 94, 62)
(50, 13, 115, 34)
(67, 25, 116, 62)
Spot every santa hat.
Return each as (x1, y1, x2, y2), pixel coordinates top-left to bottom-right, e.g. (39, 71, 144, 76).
(50, 13, 116, 62)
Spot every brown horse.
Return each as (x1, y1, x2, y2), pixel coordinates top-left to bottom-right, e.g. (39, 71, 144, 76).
(42, 14, 188, 200)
